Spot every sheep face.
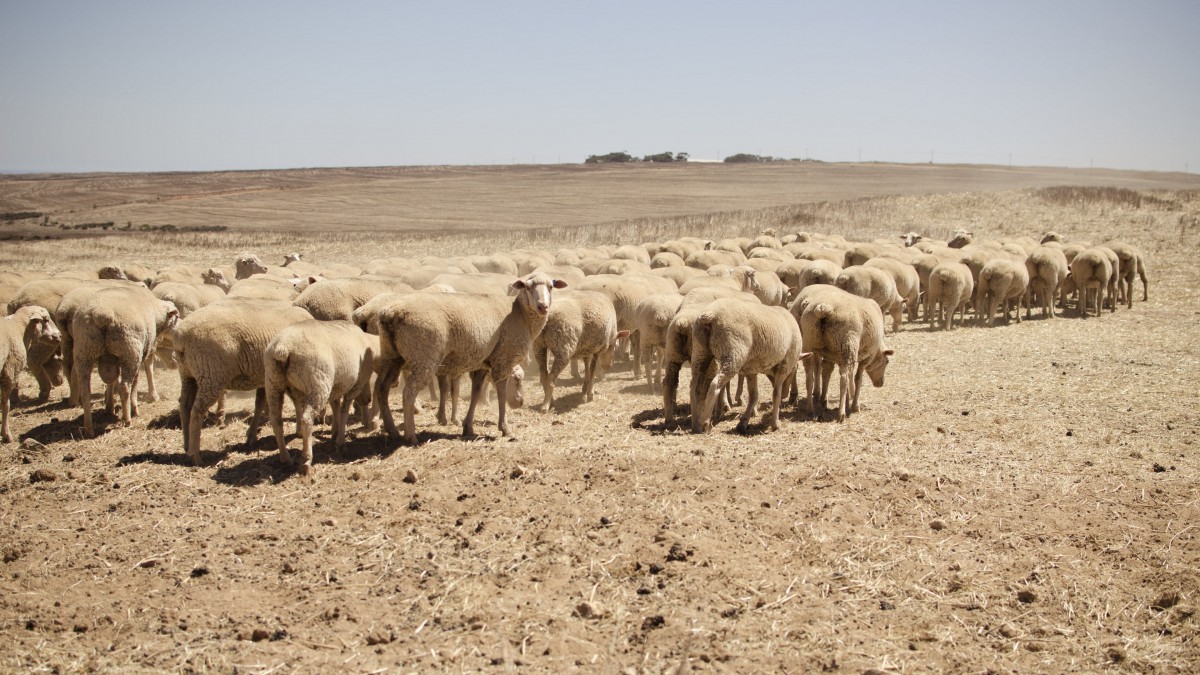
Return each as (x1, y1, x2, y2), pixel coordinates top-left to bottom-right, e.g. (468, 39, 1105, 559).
(21, 307, 62, 346)
(202, 268, 234, 292)
(98, 266, 128, 280)
(235, 255, 268, 279)
(864, 349, 894, 387)
(512, 274, 567, 316)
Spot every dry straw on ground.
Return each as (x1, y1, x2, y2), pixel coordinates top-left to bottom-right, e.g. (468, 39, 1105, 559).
(1, 164, 1198, 672)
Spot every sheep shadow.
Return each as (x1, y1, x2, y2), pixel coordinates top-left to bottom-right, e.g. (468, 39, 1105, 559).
(629, 404, 695, 433)
(117, 449, 196, 467)
(618, 382, 660, 396)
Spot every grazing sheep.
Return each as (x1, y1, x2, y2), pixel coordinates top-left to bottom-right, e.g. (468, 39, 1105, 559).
(175, 300, 314, 465)
(53, 280, 154, 406)
(1107, 241, 1148, 306)
(792, 285, 893, 422)
(70, 287, 179, 438)
(1024, 246, 1069, 318)
(947, 229, 974, 248)
(265, 320, 379, 475)
(843, 243, 884, 268)
(632, 293, 684, 391)
(468, 253, 520, 276)
(1, 306, 61, 443)
(685, 249, 746, 270)
(533, 290, 626, 412)
(661, 287, 760, 428)
(974, 258, 1030, 326)
(576, 274, 667, 375)
(151, 281, 228, 368)
(649, 265, 706, 289)
(292, 277, 408, 321)
(612, 244, 652, 266)
(1068, 248, 1113, 318)
(834, 266, 904, 333)
(374, 272, 566, 444)
(651, 251, 686, 268)
(690, 299, 804, 433)
(793, 246, 846, 266)
(864, 257, 921, 322)
(7, 276, 89, 402)
(925, 262, 975, 330)
(794, 259, 843, 297)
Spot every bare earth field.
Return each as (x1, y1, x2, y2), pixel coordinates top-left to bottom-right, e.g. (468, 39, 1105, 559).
(1, 163, 1199, 673)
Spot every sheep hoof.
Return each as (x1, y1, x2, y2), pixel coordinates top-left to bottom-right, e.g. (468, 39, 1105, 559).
(298, 464, 312, 477)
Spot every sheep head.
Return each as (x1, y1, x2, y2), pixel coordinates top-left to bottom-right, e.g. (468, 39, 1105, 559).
(235, 254, 268, 279)
(98, 265, 128, 280)
(865, 348, 894, 387)
(202, 268, 234, 293)
(15, 306, 61, 349)
(512, 273, 567, 316)
(901, 231, 923, 247)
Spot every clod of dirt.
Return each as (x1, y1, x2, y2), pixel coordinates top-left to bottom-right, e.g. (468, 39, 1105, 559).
(20, 438, 46, 452)
(572, 601, 605, 620)
(321, 518, 337, 527)
(403, 469, 418, 484)
(929, 519, 946, 531)
(281, 562, 297, 574)
(894, 469, 910, 482)
(29, 469, 59, 483)
(1107, 646, 1126, 663)
(998, 624, 1018, 638)
(640, 615, 665, 631)
(1017, 589, 1037, 604)
(190, 566, 209, 578)
(1152, 463, 1166, 473)
(73, 623, 88, 633)
(666, 543, 692, 562)
(1152, 591, 1181, 611)
(510, 465, 527, 479)
(365, 628, 396, 645)
(250, 628, 270, 642)
(879, 600, 895, 611)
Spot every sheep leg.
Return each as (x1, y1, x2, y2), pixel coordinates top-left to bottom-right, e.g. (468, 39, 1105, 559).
(582, 354, 599, 403)
(267, 382, 290, 466)
(536, 346, 556, 413)
(1, 386, 11, 443)
(768, 369, 786, 432)
(733, 375, 744, 407)
(641, 341, 655, 390)
(334, 394, 353, 449)
(631, 331, 642, 378)
(462, 369, 488, 438)
(494, 371, 513, 438)
(374, 360, 403, 440)
(436, 375, 451, 425)
(118, 359, 137, 424)
(836, 360, 853, 423)
(735, 374, 759, 434)
(75, 358, 96, 438)
(245, 388, 267, 447)
(142, 355, 158, 403)
(402, 367, 434, 445)
(662, 362, 681, 427)
(295, 394, 314, 476)
(850, 361, 866, 414)
(27, 342, 59, 404)
(804, 357, 819, 418)
(699, 367, 731, 433)
(180, 376, 197, 452)
(185, 384, 220, 465)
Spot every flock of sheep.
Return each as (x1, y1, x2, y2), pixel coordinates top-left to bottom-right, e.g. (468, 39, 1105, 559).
(0, 229, 1149, 474)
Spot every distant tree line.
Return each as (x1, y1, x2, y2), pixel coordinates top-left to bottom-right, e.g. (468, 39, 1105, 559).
(723, 153, 783, 163)
(584, 151, 689, 164)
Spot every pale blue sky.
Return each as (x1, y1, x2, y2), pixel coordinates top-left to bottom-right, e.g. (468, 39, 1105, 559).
(1, 1, 1197, 173)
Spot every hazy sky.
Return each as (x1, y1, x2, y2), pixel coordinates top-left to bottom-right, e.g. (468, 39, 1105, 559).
(2, 1, 1197, 173)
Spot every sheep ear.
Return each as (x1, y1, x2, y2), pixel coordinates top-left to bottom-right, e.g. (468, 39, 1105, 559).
(616, 330, 630, 339)
(799, 352, 813, 360)
(552, 279, 568, 289)
(511, 279, 528, 290)
(883, 349, 895, 356)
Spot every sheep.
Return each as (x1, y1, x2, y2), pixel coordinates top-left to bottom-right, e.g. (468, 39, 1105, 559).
(834, 266, 904, 333)
(281, 252, 325, 277)
(1107, 241, 1148, 307)
(150, 264, 208, 287)
(1024, 246, 1069, 318)
(794, 259, 843, 297)
(649, 265, 706, 289)
(530, 265, 587, 289)
(651, 251, 686, 268)
(98, 263, 154, 287)
(974, 258, 1030, 326)
(947, 229, 974, 248)
(1040, 231, 1065, 244)
(428, 273, 519, 296)
(532, 290, 626, 412)
(901, 231, 924, 247)
(612, 244, 652, 266)
(661, 287, 760, 428)
(264, 320, 380, 475)
(864, 257, 921, 322)
(925, 262, 975, 330)
(575, 274, 667, 375)
(175, 300, 314, 465)
(292, 277, 408, 321)
(792, 285, 893, 422)
(7, 276, 88, 402)
(1068, 248, 1113, 318)
(53, 280, 155, 406)
(468, 253, 519, 276)
(150, 281, 227, 368)
(1092, 246, 1122, 309)
(684, 249, 745, 270)
(70, 287, 179, 438)
(221, 274, 300, 301)
(373, 272, 566, 444)
(775, 259, 815, 296)
(690, 299, 804, 433)
(1, 306, 61, 443)
(843, 243, 884, 268)
(632, 293, 684, 391)
(235, 253, 270, 279)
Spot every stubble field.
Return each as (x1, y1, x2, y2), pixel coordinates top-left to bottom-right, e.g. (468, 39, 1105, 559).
(1, 162, 1199, 673)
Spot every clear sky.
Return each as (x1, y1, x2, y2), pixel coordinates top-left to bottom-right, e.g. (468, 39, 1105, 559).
(1, 1, 1197, 173)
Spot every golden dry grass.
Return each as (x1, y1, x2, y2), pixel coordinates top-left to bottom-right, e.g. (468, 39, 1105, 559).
(1, 164, 1199, 673)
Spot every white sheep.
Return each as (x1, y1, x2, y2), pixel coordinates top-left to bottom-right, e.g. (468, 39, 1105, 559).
(70, 286, 179, 438)
(175, 300, 314, 465)
(1068, 248, 1113, 318)
(1024, 246, 1069, 318)
(925, 262, 974, 330)
(791, 284, 893, 422)
(632, 293, 685, 391)
(974, 258, 1030, 326)
(834, 266, 904, 333)
(54, 280, 155, 406)
(373, 272, 566, 444)
(292, 277, 408, 321)
(533, 290, 627, 412)
(1107, 241, 1148, 307)
(690, 299, 805, 433)
(864, 257, 921, 322)
(1, 306, 61, 443)
(7, 277, 85, 401)
(264, 319, 380, 475)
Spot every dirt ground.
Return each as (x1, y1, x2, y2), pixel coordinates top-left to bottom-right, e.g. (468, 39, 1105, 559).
(1, 166, 1199, 673)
